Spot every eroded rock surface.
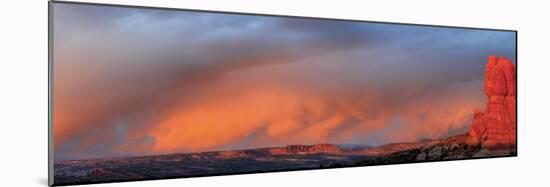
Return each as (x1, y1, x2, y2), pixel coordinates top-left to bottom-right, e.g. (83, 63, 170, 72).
(468, 56, 516, 149)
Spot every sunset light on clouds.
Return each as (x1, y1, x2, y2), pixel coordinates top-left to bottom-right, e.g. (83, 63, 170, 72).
(52, 3, 516, 160)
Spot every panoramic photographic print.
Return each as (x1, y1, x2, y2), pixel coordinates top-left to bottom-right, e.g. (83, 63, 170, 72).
(50, 2, 517, 185)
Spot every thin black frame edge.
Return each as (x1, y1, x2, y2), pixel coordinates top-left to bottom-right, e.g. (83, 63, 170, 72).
(515, 30, 518, 157)
(47, 0, 518, 186)
(50, 0, 517, 33)
(48, 0, 54, 186)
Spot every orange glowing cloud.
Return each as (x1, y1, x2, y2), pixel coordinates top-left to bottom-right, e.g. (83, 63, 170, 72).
(54, 56, 487, 159)
(142, 69, 485, 154)
(149, 87, 304, 153)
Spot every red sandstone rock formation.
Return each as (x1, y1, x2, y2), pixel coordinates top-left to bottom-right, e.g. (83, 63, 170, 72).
(468, 56, 516, 149)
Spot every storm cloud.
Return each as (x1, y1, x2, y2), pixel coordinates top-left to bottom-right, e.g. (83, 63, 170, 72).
(52, 3, 516, 160)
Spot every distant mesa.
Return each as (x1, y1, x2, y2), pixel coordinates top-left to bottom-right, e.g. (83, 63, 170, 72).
(468, 56, 516, 150)
(215, 150, 249, 158)
(268, 143, 344, 155)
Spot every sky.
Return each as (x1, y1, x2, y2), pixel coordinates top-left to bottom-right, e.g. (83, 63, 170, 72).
(52, 3, 516, 160)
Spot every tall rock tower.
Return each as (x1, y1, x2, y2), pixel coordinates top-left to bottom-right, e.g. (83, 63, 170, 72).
(468, 56, 516, 149)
